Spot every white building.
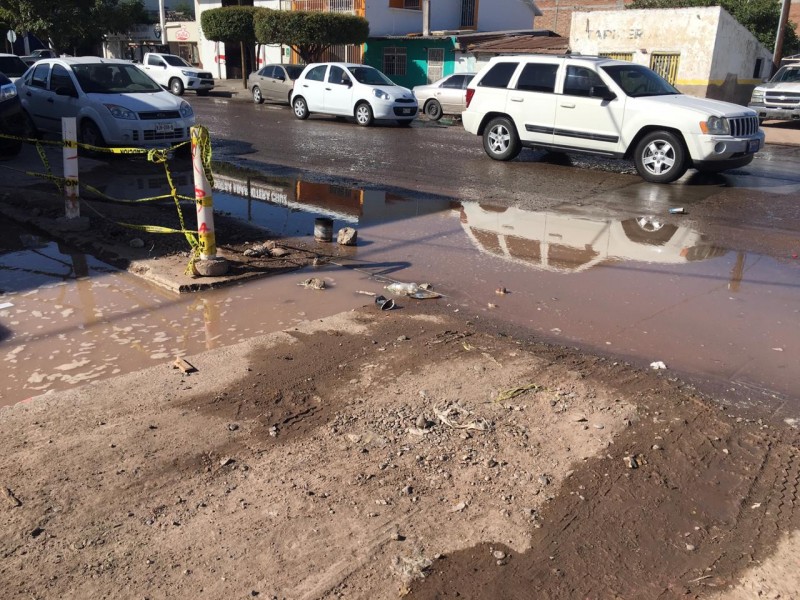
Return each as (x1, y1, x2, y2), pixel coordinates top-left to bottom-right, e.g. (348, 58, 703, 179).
(569, 6, 772, 105)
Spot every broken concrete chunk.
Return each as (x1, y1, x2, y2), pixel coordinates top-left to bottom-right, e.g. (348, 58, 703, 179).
(337, 227, 358, 246)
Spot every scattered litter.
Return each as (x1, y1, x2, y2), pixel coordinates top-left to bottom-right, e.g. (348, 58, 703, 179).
(668, 207, 686, 214)
(299, 277, 326, 290)
(0, 302, 13, 310)
(685, 543, 696, 551)
(487, 303, 497, 309)
(374, 295, 395, 311)
(356, 290, 376, 296)
(772, 347, 784, 352)
(784, 418, 798, 428)
(650, 361, 667, 370)
(624, 454, 647, 469)
(495, 383, 540, 403)
(172, 357, 197, 373)
(495, 287, 509, 295)
(3, 487, 22, 507)
(751, 503, 761, 509)
(434, 403, 490, 432)
(385, 282, 442, 299)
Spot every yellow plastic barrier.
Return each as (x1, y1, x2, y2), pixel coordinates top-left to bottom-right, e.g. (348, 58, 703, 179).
(0, 130, 209, 274)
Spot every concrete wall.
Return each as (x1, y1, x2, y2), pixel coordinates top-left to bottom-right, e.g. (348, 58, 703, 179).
(570, 7, 770, 104)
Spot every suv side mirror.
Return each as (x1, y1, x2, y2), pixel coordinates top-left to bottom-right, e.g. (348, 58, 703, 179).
(591, 85, 616, 101)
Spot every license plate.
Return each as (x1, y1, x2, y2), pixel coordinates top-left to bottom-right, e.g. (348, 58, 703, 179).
(402, 108, 413, 115)
(747, 139, 759, 153)
(155, 122, 174, 134)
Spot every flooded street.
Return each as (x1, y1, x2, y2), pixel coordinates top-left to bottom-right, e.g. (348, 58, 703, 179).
(2, 102, 799, 416)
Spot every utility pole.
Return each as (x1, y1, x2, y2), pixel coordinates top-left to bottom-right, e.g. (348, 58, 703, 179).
(772, 0, 792, 70)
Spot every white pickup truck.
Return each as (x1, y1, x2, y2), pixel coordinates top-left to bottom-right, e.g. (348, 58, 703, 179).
(137, 52, 214, 96)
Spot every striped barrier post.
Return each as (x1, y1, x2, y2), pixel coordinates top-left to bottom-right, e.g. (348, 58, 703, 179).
(190, 126, 229, 277)
(62, 118, 79, 219)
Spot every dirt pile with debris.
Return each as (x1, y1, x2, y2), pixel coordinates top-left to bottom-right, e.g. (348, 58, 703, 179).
(0, 305, 797, 599)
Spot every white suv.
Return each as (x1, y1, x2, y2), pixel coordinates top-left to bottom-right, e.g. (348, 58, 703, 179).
(290, 62, 418, 127)
(462, 55, 764, 183)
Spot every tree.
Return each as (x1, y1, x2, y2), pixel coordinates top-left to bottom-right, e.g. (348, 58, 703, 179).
(200, 6, 264, 88)
(254, 10, 369, 65)
(627, 0, 799, 58)
(0, 0, 149, 55)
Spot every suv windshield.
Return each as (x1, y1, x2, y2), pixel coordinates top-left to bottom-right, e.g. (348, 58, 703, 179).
(163, 55, 193, 68)
(348, 66, 394, 86)
(0, 56, 28, 77)
(770, 66, 800, 83)
(601, 64, 679, 98)
(73, 63, 163, 94)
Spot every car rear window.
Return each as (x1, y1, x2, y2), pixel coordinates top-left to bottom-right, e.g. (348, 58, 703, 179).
(477, 62, 518, 89)
(516, 63, 559, 93)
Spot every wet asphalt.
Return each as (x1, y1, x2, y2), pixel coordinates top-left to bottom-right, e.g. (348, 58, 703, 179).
(1, 97, 799, 419)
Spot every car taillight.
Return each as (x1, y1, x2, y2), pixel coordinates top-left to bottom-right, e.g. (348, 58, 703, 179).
(465, 88, 475, 108)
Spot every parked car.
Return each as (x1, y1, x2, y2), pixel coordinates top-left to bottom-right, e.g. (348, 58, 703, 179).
(15, 58, 195, 151)
(290, 62, 418, 127)
(748, 60, 800, 123)
(20, 48, 58, 67)
(0, 71, 25, 156)
(413, 73, 476, 120)
(462, 54, 764, 183)
(0, 54, 30, 82)
(136, 52, 214, 96)
(249, 63, 305, 105)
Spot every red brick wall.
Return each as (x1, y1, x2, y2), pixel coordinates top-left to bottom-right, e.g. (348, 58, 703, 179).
(536, 0, 632, 38)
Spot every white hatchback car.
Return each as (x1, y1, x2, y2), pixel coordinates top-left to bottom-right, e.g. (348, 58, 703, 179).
(290, 62, 418, 126)
(16, 57, 195, 150)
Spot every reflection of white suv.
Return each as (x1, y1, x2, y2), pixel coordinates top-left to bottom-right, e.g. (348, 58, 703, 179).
(462, 55, 764, 183)
(290, 62, 418, 127)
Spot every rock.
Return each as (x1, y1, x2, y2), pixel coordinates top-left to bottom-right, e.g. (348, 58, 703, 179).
(227, 423, 239, 431)
(538, 474, 551, 486)
(685, 544, 696, 551)
(220, 457, 234, 466)
(270, 247, 290, 257)
(337, 227, 358, 246)
(572, 415, 588, 422)
(193, 257, 230, 277)
(415, 414, 432, 429)
(299, 277, 326, 290)
(129, 238, 145, 248)
(450, 501, 467, 513)
(493, 550, 506, 560)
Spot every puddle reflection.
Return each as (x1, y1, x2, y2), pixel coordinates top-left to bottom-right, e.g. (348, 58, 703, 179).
(459, 203, 726, 273)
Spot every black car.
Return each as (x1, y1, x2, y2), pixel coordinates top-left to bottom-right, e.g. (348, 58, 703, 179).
(0, 71, 25, 156)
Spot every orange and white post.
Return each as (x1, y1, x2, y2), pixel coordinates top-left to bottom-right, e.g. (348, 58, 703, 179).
(191, 126, 216, 259)
(62, 118, 79, 219)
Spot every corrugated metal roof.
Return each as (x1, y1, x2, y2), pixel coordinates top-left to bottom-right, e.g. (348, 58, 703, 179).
(469, 34, 569, 55)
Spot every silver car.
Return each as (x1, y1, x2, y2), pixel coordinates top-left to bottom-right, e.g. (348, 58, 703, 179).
(248, 63, 305, 105)
(412, 73, 476, 121)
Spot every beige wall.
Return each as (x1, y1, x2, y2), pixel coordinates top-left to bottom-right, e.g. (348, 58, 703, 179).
(570, 7, 772, 104)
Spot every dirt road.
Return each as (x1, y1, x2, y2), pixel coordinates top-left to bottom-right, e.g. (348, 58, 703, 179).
(1, 303, 798, 599)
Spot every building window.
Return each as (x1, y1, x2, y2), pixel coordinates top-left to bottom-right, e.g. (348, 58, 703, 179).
(388, 0, 421, 9)
(600, 52, 633, 62)
(383, 47, 407, 76)
(650, 53, 680, 85)
(753, 58, 763, 79)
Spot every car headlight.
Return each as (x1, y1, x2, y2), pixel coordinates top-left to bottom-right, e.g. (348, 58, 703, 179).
(104, 104, 137, 120)
(179, 100, 193, 118)
(750, 88, 765, 102)
(0, 83, 17, 101)
(373, 88, 392, 101)
(181, 70, 195, 77)
(700, 116, 730, 135)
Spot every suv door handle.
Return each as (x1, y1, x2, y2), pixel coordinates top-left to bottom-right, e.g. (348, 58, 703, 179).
(560, 102, 576, 108)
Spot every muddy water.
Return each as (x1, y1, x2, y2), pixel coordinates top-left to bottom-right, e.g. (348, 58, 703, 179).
(2, 185, 798, 418)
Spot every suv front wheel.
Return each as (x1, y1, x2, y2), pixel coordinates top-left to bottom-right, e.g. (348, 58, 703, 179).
(633, 131, 688, 184)
(483, 117, 521, 161)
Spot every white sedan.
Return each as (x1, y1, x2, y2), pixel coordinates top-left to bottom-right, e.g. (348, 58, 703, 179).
(15, 57, 195, 150)
(290, 62, 418, 127)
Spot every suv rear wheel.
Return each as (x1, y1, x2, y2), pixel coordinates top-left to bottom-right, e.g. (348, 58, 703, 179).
(633, 131, 688, 184)
(483, 117, 521, 161)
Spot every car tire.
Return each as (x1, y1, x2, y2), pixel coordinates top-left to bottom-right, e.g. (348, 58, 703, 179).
(633, 130, 688, 184)
(483, 117, 521, 161)
(355, 102, 374, 127)
(169, 78, 185, 96)
(252, 86, 264, 104)
(79, 120, 106, 158)
(293, 96, 309, 120)
(424, 99, 443, 121)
